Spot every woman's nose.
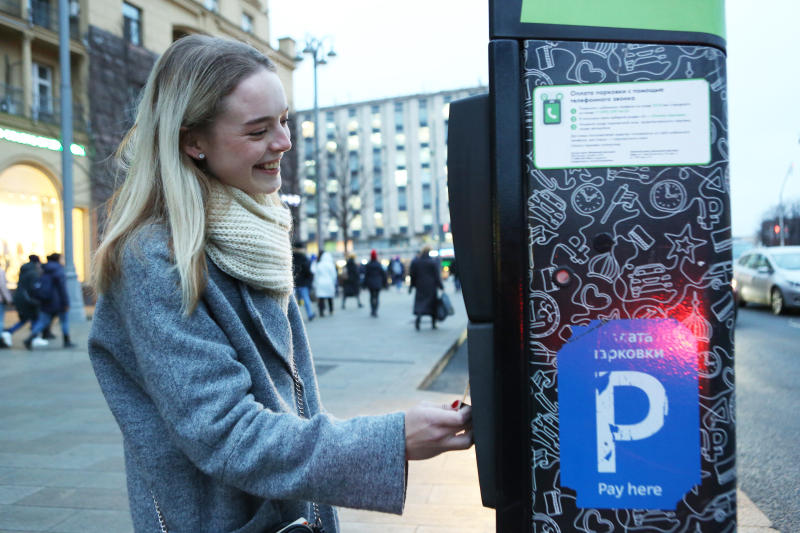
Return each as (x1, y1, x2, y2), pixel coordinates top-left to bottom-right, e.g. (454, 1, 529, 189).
(271, 129, 292, 153)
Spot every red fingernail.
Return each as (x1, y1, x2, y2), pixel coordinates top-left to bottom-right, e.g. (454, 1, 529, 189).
(451, 400, 460, 409)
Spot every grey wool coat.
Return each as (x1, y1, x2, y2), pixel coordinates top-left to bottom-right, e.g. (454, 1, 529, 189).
(88, 225, 407, 533)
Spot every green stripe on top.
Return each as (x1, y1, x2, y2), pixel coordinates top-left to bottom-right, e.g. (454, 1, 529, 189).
(520, 0, 726, 39)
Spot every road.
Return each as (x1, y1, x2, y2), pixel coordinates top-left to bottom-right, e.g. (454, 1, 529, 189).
(736, 305, 800, 533)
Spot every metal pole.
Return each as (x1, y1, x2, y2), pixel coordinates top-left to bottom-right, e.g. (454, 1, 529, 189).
(313, 51, 323, 253)
(58, 0, 85, 324)
(779, 164, 793, 246)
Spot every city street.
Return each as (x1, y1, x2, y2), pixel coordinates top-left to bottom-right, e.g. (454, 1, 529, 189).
(0, 284, 783, 532)
(735, 306, 800, 533)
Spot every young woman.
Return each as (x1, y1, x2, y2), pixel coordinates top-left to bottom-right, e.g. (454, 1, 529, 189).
(88, 35, 472, 533)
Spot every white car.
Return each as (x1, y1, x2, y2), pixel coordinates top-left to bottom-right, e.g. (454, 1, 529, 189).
(733, 246, 800, 315)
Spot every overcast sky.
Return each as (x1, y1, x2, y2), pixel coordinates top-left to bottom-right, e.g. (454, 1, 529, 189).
(269, 0, 800, 238)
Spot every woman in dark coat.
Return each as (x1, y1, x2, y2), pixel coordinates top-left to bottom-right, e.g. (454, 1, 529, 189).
(341, 254, 363, 309)
(409, 246, 443, 330)
(363, 249, 387, 317)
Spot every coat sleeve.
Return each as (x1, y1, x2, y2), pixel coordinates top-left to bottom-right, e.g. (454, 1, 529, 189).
(113, 233, 407, 513)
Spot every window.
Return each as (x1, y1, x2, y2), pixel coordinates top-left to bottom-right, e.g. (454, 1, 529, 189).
(204, 0, 219, 12)
(418, 99, 428, 126)
(397, 187, 407, 211)
(123, 2, 142, 46)
(31, 0, 52, 29)
(394, 102, 404, 132)
(241, 12, 254, 34)
(422, 184, 432, 209)
(32, 62, 53, 120)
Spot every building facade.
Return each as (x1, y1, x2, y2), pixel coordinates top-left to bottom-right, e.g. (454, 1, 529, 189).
(295, 86, 487, 258)
(0, 0, 297, 290)
(0, 0, 91, 288)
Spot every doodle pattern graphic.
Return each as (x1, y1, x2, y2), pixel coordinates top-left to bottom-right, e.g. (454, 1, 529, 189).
(524, 40, 734, 531)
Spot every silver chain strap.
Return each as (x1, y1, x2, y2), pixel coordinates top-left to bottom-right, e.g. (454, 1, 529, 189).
(290, 363, 324, 532)
(152, 491, 168, 533)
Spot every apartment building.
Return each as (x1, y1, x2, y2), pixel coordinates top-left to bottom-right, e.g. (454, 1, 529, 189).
(0, 0, 91, 287)
(295, 86, 487, 256)
(0, 0, 297, 288)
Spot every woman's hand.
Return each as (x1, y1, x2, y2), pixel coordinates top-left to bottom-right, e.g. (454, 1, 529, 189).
(404, 401, 473, 461)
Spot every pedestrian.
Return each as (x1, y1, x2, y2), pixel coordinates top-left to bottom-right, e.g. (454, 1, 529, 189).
(87, 36, 472, 533)
(1, 255, 51, 348)
(449, 259, 461, 292)
(292, 241, 315, 321)
(312, 250, 337, 317)
(0, 266, 11, 348)
(341, 254, 363, 309)
(364, 249, 388, 317)
(23, 253, 75, 349)
(390, 256, 405, 291)
(409, 246, 444, 330)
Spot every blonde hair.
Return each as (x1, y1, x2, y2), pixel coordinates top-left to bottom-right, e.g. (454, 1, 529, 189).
(93, 35, 276, 314)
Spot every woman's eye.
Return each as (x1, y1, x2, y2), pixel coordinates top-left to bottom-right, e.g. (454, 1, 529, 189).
(249, 129, 267, 136)
(281, 118, 291, 126)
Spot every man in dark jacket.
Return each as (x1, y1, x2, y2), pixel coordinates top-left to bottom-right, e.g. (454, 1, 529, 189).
(363, 249, 388, 317)
(2, 255, 54, 347)
(23, 253, 75, 349)
(292, 243, 315, 321)
(341, 255, 363, 310)
(409, 246, 443, 330)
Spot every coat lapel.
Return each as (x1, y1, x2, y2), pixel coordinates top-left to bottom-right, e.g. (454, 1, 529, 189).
(236, 282, 294, 370)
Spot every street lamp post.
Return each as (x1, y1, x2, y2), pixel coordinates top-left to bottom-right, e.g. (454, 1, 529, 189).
(299, 36, 336, 253)
(58, 0, 85, 324)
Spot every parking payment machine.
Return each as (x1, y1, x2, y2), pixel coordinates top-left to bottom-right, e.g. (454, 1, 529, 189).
(448, 1, 735, 531)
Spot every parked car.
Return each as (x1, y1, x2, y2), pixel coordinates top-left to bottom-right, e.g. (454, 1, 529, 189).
(733, 246, 800, 315)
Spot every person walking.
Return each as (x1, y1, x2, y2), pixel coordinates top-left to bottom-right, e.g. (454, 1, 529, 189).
(390, 256, 405, 291)
(312, 250, 337, 317)
(2, 255, 49, 348)
(341, 254, 363, 309)
(0, 266, 11, 348)
(86, 36, 471, 533)
(409, 246, 443, 330)
(292, 242, 315, 321)
(364, 249, 387, 317)
(449, 259, 461, 292)
(23, 253, 75, 349)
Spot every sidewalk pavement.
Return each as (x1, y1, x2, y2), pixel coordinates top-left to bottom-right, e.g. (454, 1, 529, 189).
(0, 283, 778, 532)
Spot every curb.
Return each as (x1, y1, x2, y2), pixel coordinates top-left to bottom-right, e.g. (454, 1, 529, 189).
(418, 326, 468, 390)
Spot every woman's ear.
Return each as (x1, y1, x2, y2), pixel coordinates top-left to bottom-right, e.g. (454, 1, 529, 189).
(180, 126, 205, 161)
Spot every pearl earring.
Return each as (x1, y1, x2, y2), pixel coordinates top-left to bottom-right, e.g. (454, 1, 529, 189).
(197, 153, 205, 160)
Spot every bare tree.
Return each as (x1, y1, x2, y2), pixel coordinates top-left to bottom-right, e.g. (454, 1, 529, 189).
(325, 126, 368, 256)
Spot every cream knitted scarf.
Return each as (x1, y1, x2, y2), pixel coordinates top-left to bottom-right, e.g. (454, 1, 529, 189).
(205, 182, 293, 300)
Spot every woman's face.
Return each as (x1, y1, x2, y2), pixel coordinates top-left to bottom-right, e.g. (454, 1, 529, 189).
(188, 68, 292, 195)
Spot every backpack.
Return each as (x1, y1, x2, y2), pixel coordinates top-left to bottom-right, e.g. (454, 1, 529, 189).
(392, 261, 402, 275)
(34, 273, 55, 303)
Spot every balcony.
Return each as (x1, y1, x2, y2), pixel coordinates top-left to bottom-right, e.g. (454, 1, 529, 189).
(29, 0, 81, 40)
(32, 101, 88, 132)
(0, 89, 89, 134)
(0, 83, 24, 117)
(0, 0, 81, 40)
(0, 0, 21, 18)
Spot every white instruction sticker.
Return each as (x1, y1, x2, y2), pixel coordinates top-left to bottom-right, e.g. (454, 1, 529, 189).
(533, 79, 710, 169)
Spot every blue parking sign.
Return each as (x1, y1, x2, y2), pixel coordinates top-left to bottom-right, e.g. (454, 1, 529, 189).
(558, 319, 701, 510)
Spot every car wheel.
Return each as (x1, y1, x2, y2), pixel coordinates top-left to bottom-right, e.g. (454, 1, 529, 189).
(736, 291, 746, 307)
(771, 287, 785, 315)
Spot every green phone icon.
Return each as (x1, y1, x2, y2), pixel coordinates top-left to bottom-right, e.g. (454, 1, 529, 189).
(543, 99, 561, 125)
